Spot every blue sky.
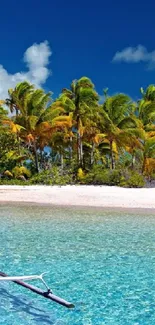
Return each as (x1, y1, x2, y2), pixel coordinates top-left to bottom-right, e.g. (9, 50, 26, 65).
(0, 0, 155, 100)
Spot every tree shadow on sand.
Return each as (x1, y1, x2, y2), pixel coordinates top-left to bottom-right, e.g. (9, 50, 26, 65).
(0, 286, 65, 325)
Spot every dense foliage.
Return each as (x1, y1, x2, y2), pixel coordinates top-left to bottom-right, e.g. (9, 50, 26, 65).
(0, 79, 155, 187)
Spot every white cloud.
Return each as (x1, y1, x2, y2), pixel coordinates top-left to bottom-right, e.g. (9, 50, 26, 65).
(112, 45, 155, 69)
(0, 41, 52, 99)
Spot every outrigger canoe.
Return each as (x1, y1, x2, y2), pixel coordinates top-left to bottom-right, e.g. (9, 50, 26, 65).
(0, 271, 74, 308)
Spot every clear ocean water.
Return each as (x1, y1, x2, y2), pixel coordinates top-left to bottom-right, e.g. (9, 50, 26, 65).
(0, 204, 155, 325)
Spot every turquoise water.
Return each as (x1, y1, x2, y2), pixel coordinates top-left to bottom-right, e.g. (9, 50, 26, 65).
(0, 205, 155, 325)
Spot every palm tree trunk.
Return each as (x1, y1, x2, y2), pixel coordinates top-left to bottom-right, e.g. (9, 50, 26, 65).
(77, 115, 83, 167)
(77, 135, 80, 165)
(33, 141, 39, 173)
(110, 140, 115, 169)
(80, 140, 83, 166)
(69, 136, 73, 162)
(60, 151, 64, 171)
(16, 132, 21, 163)
(77, 116, 80, 165)
(15, 107, 19, 117)
(90, 142, 95, 166)
(77, 134, 83, 167)
(142, 140, 146, 174)
(142, 154, 146, 174)
(40, 150, 44, 170)
(131, 154, 135, 169)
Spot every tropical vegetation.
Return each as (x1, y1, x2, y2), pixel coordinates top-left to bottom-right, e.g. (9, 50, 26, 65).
(1, 78, 155, 187)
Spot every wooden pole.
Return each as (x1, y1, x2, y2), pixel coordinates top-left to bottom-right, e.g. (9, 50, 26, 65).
(0, 271, 74, 309)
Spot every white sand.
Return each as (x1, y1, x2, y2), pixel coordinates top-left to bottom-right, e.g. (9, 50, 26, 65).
(0, 185, 155, 209)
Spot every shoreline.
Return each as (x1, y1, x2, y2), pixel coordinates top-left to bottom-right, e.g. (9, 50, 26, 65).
(0, 185, 155, 213)
(1, 201, 155, 215)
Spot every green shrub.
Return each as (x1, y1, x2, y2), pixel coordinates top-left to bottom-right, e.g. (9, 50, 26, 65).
(84, 168, 122, 186)
(0, 165, 145, 188)
(108, 170, 123, 185)
(84, 166, 145, 187)
(94, 170, 110, 185)
(123, 172, 145, 188)
(147, 172, 155, 182)
(0, 179, 28, 185)
(30, 167, 73, 185)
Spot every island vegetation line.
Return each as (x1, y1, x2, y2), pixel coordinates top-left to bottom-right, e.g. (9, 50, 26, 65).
(0, 78, 155, 188)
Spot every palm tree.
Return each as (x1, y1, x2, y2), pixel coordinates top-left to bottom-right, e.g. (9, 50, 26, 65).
(140, 85, 155, 101)
(101, 93, 140, 169)
(59, 77, 99, 167)
(83, 114, 104, 166)
(138, 85, 155, 173)
(7, 84, 72, 172)
(14, 89, 54, 172)
(6, 81, 34, 116)
(0, 105, 8, 127)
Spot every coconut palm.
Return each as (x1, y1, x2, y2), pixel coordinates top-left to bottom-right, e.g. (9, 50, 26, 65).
(6, 81, 34, 116)
(138, 85, 155, 173)
(59, 77, 99, 167)
(10, 86, 72, 172)
(101, 93, 141, 169)
(82, 114, 105, 166)
(0, 104, 8, 127)
(140, 85, 155, 101)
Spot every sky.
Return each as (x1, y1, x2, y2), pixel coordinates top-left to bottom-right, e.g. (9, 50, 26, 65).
(0, 0, 155, 101)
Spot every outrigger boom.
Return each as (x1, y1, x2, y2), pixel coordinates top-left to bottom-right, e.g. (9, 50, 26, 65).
(0, 271, 74, 309)
(0, 273, 50, 291)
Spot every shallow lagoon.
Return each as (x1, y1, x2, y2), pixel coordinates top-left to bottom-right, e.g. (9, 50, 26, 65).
(0, 204, 155, 325)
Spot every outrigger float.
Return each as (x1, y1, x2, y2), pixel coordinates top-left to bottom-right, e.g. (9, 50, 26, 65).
(0, 271, 74, 309)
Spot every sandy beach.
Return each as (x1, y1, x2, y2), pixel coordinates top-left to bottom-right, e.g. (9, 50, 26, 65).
(0, 185, 155, 210)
